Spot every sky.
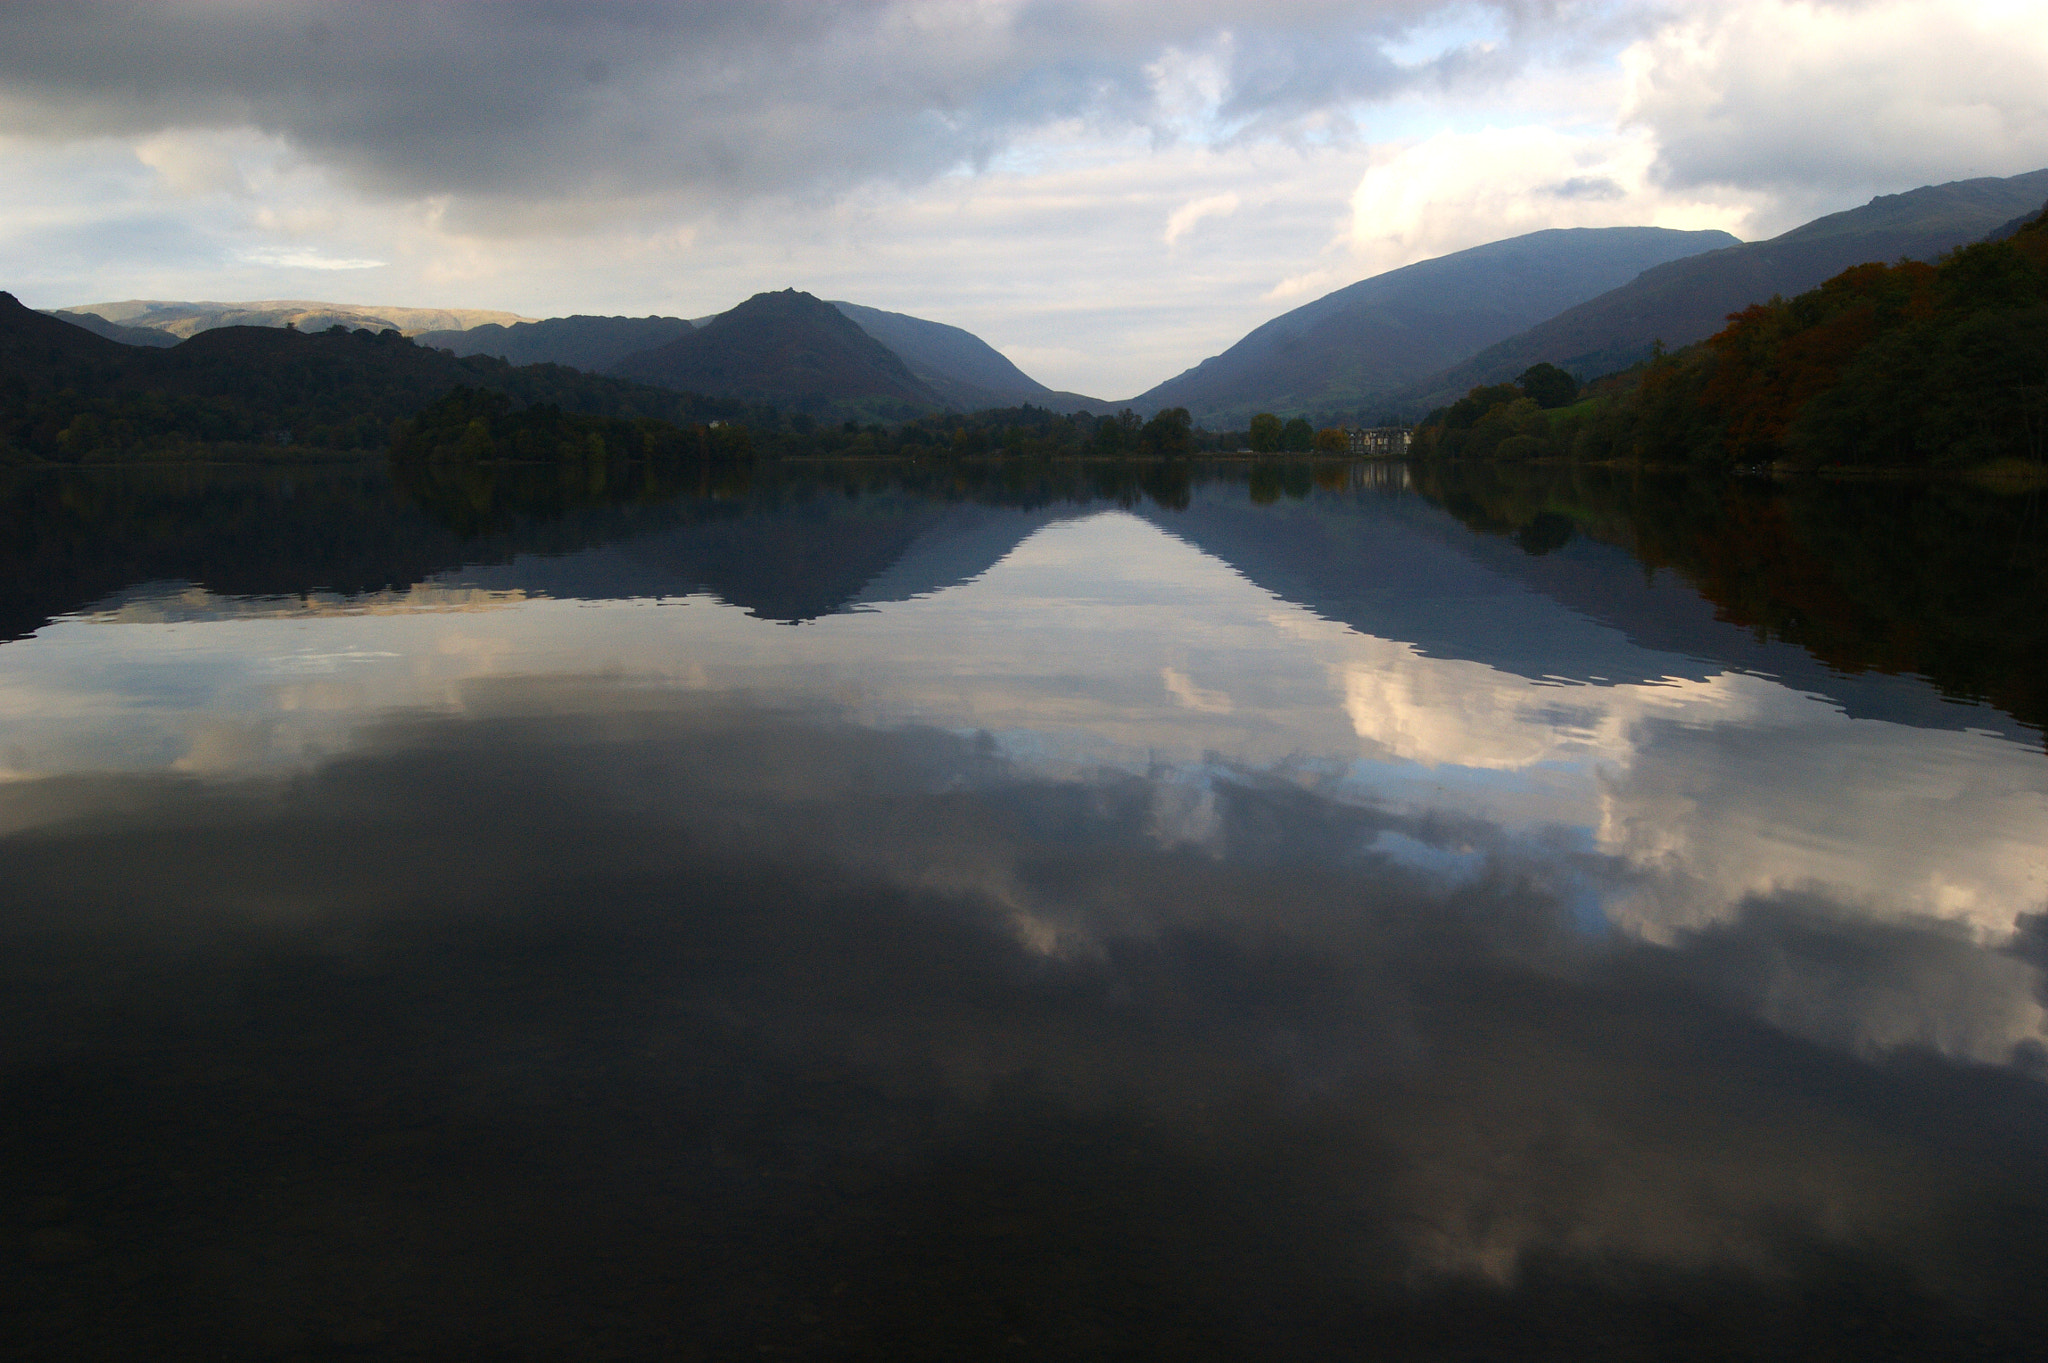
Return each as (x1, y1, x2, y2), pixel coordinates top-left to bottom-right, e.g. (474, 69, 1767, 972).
(2, 0, 2045, 397)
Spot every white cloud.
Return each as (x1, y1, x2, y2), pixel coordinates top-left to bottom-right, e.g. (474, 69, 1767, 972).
(132, 130, 248, 198)
(1162, 190, 1242, 247)
(1341, 123, 1759, 275)
(1624, 0, 2048, 221)
(240, 248, 386, 271)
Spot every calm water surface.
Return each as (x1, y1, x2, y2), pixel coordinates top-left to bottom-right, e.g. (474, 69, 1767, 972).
(5, 460, 2047, 1358)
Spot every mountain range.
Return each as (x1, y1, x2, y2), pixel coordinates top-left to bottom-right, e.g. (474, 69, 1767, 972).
(610, 289, 947, 419)
(1121, 226, 1740, 428)
(33, 166, 2048, 428)
(416, 314, 696, 372)
(60, 298, 532, 339)
(424, 298, 1106, 413)
(1401, 169, 2048, 410)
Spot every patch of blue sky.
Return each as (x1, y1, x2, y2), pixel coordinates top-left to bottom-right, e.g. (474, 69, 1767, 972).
(1381, 4, 1507, 69)
(1368, 823, 1620, 938)
(5, 213, 232, 301)
(971, 123, 1149, 181)
(1367, 828, 1487, 883)
(0, 138, 156, 208)
(1342, 752, 1597, 797)
(1526, 823, 1619, 936)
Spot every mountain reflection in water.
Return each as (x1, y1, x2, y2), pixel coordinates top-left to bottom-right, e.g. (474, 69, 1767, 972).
(3, 460, 2046, 1359)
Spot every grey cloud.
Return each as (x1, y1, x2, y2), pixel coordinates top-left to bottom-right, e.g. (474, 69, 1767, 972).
(1547, 174, 1625, 199)
(1664, 894, 2048, 1067)
(0, 1, 1529, 223)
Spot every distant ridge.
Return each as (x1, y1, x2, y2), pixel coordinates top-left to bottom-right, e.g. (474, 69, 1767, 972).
(41, 309, 179, 347)
(60, 298, 535, 339)
(417, 315, 694, 372)
(1403, 169, 2048, 408)
(1123, 226, 1739, 427)
(828, 301, 1106, 413)
(610, 289, 946, 417)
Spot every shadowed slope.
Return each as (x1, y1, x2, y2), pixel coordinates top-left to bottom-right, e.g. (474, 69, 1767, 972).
(1125, 227, 1738, 426)
(40, 310, 179, 347)
(416, 315, 693, 372)
(1405, 169, 2048, 407)
(829, 301, 1106, 413)
(612, 289, 946, 418)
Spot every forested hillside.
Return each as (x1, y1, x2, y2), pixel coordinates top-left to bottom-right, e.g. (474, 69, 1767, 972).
(1416, 203, 2048, 470)
(0, 293, 744, 462)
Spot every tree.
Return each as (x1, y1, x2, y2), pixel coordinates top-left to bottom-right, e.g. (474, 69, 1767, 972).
(1141, 406, 1194, 456)
(1312, 426, 1348, 452)
(1248, 412, 1283, 452)
(1093, 407, 1144, 454)
(1280, 416, 1313, 451)
(1517, 362, 1579, 409)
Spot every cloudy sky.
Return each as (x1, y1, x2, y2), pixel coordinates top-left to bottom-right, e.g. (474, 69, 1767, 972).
(2, 1, 2045, 396)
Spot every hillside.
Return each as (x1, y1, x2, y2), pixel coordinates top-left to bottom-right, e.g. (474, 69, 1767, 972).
(610, 289, 946, 418)
(1413, 202, 2048, 470)
(0, 293, 743, 461)
(416, 315, 693, 371)
(827, 301, 1105, 413)
(43, 309, 179, 347)
(62, 298, 534, 339)
(1123, 226, 1739, 427)
(1405, 169, 2048, 408)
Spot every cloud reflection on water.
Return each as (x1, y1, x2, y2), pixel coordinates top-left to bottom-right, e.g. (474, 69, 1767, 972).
(0, 508, 2044, 1081)
(5, 681, 2048, 1355)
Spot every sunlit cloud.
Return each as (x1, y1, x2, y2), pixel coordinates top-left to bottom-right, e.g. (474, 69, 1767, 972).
(240, 248, 386, 271)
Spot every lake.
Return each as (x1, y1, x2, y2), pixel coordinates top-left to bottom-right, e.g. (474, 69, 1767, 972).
(5, 458, 2047, 1359)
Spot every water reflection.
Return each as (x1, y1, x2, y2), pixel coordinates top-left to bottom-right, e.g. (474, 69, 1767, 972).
(3, 461, 2047, 1356)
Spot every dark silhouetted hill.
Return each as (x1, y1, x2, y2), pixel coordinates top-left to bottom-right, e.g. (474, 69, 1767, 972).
(2, 292, 142, 392)
(416, 315, 694, 371)
(828, 301, 1106, 413)
(1123, 226, 1738, 427)
(1405, 169, 2048, 407)
(0, 293, 743, 461)
(611, 289, 946, 418)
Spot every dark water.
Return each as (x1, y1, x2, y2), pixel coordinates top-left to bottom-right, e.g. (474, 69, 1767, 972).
(4, 459, 2047, 1359)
